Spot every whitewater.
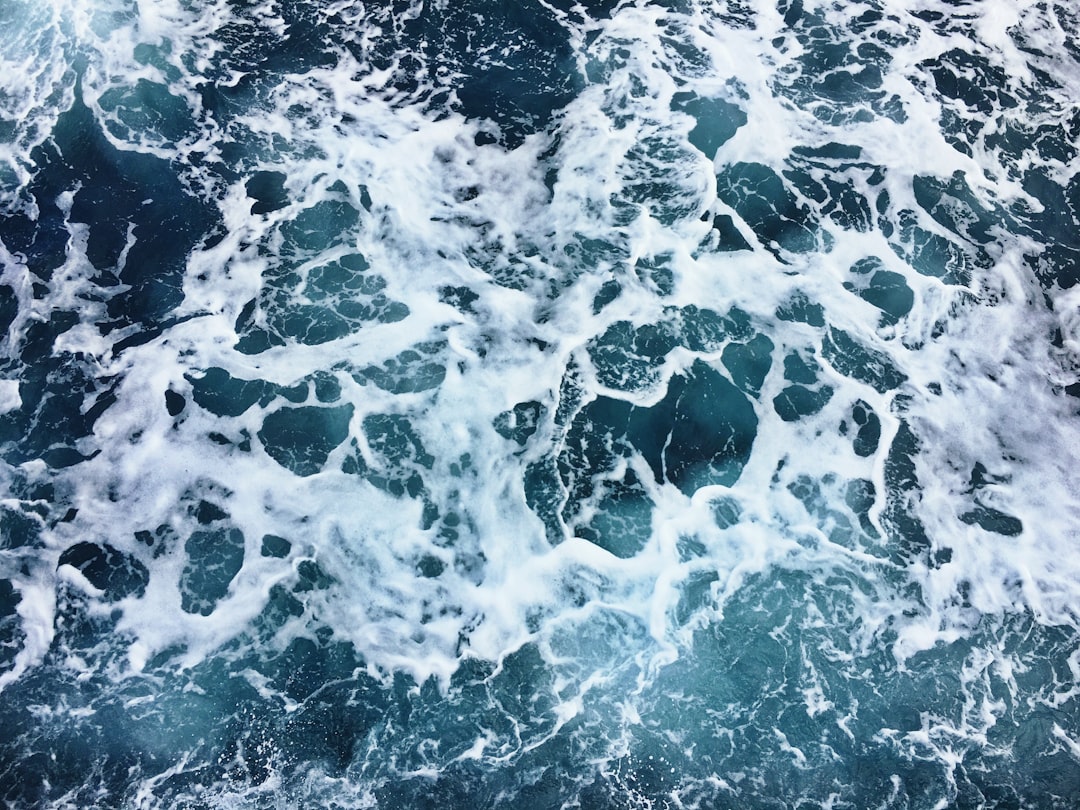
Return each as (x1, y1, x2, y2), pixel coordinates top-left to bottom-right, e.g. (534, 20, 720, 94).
(1, 0, 1080, 806)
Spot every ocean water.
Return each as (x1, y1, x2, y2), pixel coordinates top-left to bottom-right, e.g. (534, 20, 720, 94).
(1, 0, 1080, 806)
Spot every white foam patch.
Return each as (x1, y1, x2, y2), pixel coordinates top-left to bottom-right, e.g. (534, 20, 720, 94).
(0, 578, 55, 692)
(0, 381, 20, 415)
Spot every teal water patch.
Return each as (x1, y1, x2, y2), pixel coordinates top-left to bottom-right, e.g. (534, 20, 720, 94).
(773, 350, 833, 421)
(722, 333, 774, 395)
(881, 421, 933, 564)
(97, 79, 196, 145)
(246, 170, 289, 215)
(494, 401, 543, 446)
(773, 383, 833, 422)
(235, 249, 409, 352)
(823, 327, 906, 393)
(0, 580, 21, 674)
(188, 367, 270, 417)
(716, 162, 826, 254)
(180, 528, 244, 615)
(846, 399, 881, 457)
(360, 413, 434, 498)
(776, 290, 826, 327)
(1019, 170, 1080, 288)
(844, 256, 914, 324)
(258, 404, 354, 476)
(886, 208, 983, 285)
(672, 90, 746, 159)
(617, 137, 708, 225)
(57, 543, 149, 602)
(358, 342, 446, 394)
(774, 6, 906, 126)
(556, 359, 757, 551)
(587, 320, 678, 393)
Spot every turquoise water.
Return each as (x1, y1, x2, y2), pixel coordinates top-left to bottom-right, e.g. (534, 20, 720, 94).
(1, 0, 1080, 806)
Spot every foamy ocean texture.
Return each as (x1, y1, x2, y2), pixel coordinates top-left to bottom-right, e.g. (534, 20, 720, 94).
(1, 0, 1080, 806)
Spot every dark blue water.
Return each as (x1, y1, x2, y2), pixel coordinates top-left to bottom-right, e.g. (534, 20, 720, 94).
(2, 0, 1080, 807)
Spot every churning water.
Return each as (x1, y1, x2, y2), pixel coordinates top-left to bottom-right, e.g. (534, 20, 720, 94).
(2, 0, 1080, 806)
